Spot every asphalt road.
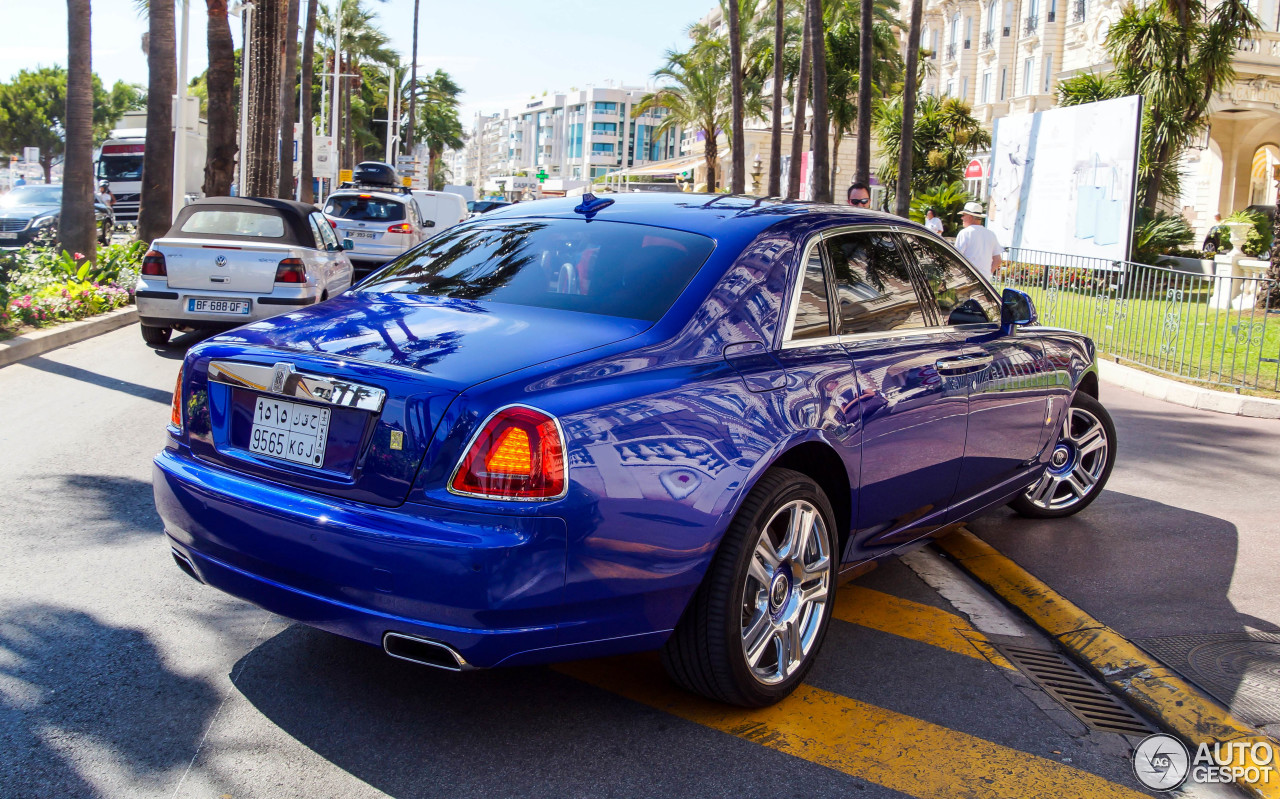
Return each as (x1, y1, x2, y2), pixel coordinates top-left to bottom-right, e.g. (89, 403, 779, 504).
(0, 324, 1250, 798)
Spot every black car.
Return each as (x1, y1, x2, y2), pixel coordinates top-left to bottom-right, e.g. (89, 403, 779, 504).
(0, 185, 115, 249)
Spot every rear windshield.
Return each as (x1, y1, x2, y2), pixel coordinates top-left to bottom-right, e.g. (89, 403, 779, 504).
(179, 210, 285, 238)
(359, 219, 716, 322)
(324, 195, 406, 222)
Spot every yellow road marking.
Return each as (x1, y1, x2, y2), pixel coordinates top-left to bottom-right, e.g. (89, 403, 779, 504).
(832, 586, 1015, 670)
(558, 654, 1148, 799)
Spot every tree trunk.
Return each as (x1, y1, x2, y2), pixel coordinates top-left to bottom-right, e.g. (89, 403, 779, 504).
(704, 128, 719, 192)
(406, 0, 420, 157)
(244, 0, 284, 196)
(728, 0, 745, 194)
(62, 0, 96, 261)
(299, 0, 317, 202)
(139, 0, 177, 242)
(203, 0, 237, 197)
(41, 156, 53, 184)
(768, 0, 784, 197)
(855, 0, 873, 189)
(896, 0, 923, 217)
(787, 5, 812, 199)
(428, 146, 440, 188)
(808, 0, 830, 202)
(277, 0, 300, 198)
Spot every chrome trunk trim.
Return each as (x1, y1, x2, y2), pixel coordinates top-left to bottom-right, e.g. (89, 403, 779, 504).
(208, 360, 387, 412)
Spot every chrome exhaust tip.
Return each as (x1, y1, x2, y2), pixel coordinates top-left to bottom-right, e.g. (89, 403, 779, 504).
(171, 548, 202, 583)
(382, 632, 469, 672)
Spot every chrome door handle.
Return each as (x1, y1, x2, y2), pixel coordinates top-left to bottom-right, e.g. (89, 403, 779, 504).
(935, 354, 993, 374)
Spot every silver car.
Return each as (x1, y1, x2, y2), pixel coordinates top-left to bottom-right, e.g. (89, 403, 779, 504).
(322, 189, 431, 277)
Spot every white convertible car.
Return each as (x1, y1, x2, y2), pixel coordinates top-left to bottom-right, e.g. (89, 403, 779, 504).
(134, 197, 355, 346)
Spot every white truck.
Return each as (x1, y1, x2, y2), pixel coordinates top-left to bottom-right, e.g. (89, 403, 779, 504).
(96, 111, 208, 225)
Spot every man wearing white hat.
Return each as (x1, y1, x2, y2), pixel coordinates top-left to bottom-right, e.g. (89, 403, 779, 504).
(953, 201, 1003, 280)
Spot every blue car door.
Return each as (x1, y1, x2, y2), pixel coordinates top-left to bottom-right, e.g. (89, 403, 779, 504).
(899, 233, 1053, 516)
(828, 229, 970, 560)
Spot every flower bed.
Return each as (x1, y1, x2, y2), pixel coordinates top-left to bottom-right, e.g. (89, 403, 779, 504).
(1, 243, 143, 337)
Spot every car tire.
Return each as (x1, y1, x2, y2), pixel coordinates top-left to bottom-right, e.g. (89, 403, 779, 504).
(662, 468, 837, 707)
(141, 325, 172, 346)
(1009, 391, 1117, 519)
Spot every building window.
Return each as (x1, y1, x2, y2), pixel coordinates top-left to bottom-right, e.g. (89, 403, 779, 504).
(1000, 67, 1008, 100)
(964, 16, 972, 48)
(947, 80, 955, 97)
(982, 71, 991, 103)
(1023, 58, 1034, 95)
(1043, 53, 1054, 92)
(592, 143, 615, 154)
(1003, 0, 1013, 34)
(961, 76, 969, 99)
(1047, 0, 1056, 22)
(591, 122, 617, 134)
(592, 102, 617, 113)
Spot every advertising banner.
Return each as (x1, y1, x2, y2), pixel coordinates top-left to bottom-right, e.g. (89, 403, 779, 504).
(987, 95, 1141, 262)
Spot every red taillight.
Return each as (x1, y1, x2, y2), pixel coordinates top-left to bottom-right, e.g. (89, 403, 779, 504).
(142, 249, 167, 276)
(274, 257, 307, 284)
(387, 222, 413, 234)
(170, 368, 183, 431)
(450, 406, 566, 500)
(328, 219, 337, 229)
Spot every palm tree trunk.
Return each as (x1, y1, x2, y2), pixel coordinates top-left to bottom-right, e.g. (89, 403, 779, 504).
(245, 0, 284, 196)
(728, 0, 745, 194)
(139, 0, 176, 242)
(808, 0, 830, 202)
(299, 0, 317, 202)
(428, 146, 440, 187)
(767, 0, 784, 197)
(203, 0, 237, 197)
(855, 0, 873, 186)
(787, 4, 812, 199)
(704, 126, 719, 192)
(406, 0, 420, 157)
(277, 0, 300, 198)
(896, 0, 923, 217)
(62, 0, 95, 260)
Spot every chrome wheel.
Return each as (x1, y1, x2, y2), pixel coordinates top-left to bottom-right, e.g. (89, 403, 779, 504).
(740, 499, 832, 686)
(1024, 405, 1110, 511)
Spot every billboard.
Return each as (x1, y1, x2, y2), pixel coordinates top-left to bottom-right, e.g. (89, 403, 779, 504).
(987, 95, 1141, 262)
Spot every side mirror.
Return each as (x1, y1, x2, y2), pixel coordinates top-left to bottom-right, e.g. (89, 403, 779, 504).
(423, 219, 436, 228)
(1000, 288, 1037, 328)
(342, 237, 355, 251)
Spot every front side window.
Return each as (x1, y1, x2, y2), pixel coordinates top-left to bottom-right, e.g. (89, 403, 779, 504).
(791, 246, 833, 340)
(902, 234, 1000, 326)
(359, 219, 715, 322)
(826, 231, 928, 335)
(179, 210, 286, 238)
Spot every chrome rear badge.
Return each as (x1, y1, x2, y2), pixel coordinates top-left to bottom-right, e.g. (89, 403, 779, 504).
(214, 254, 228, 267)
(270, 362, 295, 394)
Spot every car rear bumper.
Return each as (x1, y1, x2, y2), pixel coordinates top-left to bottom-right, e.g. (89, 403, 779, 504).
(153, 447, 590, 667)
(135, 280, 321, 327)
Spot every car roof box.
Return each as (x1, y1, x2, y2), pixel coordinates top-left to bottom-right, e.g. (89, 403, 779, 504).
(352, 161, 400, 188)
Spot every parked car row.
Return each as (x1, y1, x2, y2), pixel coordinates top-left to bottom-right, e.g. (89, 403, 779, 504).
(0, 185, 116, 249)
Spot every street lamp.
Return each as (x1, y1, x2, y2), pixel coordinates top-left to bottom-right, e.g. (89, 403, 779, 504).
(173, 0, 192, 217)
(229, 1, 255, 196)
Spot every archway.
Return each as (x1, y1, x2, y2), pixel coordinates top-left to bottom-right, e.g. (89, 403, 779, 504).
(1249, 143, 1280, 205)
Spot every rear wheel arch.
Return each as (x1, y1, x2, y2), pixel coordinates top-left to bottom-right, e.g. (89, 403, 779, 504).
(762, 440, 853, 563)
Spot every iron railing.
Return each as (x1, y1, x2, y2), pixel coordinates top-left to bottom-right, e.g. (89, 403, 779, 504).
(982, 30, 996, 49)
(1024, 15, 1040, 34)
(946, 43, 958, 60)
(1072, 0, 1086, 22)
(997, 248, 1280, 392)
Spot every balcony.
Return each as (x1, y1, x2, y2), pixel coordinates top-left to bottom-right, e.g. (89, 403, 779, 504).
(1072, 0, 1086, 22)
(946, 43, 957, 60)
(981, 30, 995, 49)
(1023, 15, 1039, 35)
(1235, 30, 1280, 64)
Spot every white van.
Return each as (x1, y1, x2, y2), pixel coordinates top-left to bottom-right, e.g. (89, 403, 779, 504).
(411, 190, 468, 233)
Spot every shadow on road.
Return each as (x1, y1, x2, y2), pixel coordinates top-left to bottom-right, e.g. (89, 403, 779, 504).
(149, 329, 222, 361)
(0, 604, 219, 797)
(22, 355, 172, 404)
(2, 474, 162, 547)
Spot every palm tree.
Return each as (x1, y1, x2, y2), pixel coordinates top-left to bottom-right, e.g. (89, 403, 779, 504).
(854, 0, 873, 186)
(244, 0, 285, 196)
(299, 0, 318, 202)
(318, 0, 396, 171)
(62, 0, 96, 260)
(417, 70, 464, 188)
(278, 0, 300, 198)
(786, 4, 811, 199)
(896, 0, 922, 217)
(807, 0, 830, 202)
(635, 45, 730, 192)
(728, 0, 745, 194)
(767, 0, 785, 196)
(139, 0, 176, 242)
(822, 2, 900, 188)
(203, 0, 237, 197)
(872, 94, 990, 194)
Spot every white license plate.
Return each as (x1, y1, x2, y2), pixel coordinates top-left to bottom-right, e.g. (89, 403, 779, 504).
(248, 397, 331, 468)
(189, 298, 251, 315)
(0, 232, 17, 240)
(347, 231, 378, 239)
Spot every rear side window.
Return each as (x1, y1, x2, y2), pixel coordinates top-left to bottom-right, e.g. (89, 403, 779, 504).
(825, 231, 929, 335)
(902, 234, 1000, 326)
(324, 196, 406, 222)
(179, 210, 285, 238)
(790, 246, 833, 340)
(359, 219, 715, 322)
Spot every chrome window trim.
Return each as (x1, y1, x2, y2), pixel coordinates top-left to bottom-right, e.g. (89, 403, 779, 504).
(446, 403, 570, 502)
(208, 360, 387, 412)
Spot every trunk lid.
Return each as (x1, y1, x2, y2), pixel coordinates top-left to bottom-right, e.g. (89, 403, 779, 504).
(156, 236, 294, 293)
(183, 293, 649, 506)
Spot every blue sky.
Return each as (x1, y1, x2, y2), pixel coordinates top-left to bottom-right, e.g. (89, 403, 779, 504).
(1, 0, 706, 120)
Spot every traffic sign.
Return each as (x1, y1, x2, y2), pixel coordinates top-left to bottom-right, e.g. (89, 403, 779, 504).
(338, 169, 353, 184)
(401, 176, 412, 187)
(23, 147, 39, 164)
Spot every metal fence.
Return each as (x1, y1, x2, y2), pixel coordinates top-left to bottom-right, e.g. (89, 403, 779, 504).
(995, 248, 1280, 393)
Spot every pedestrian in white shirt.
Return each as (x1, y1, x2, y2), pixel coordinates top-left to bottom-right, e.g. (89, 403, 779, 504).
(923, 207, 944, 236)
(953, 201, 1003, 280)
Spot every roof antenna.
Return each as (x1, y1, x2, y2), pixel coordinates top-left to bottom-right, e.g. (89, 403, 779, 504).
(573, 192, 614, 217)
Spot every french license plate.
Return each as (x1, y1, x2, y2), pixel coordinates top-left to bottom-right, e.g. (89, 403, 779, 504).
(189, 298, 251, 314)
(348, 231, 378, 239)
(248, 397, 330, 468)
(0, 232, 17, 240)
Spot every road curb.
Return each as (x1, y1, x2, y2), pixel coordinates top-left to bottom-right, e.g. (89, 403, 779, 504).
(0, 306, 138, 369)
(936, 528, 1280, 798)
(1098, 358, 1280, 419)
